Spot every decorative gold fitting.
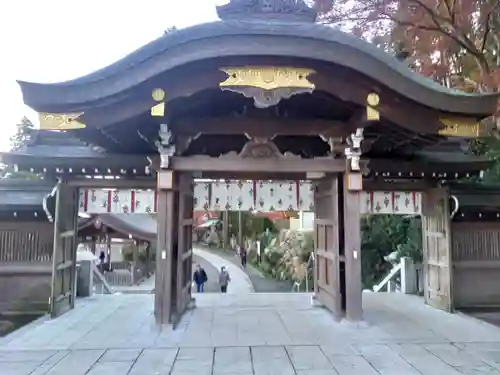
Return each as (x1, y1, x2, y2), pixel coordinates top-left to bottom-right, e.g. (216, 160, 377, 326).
(151, 88, 166, 117)
(438, 117, 480, 137)
(366, 92, 380, 121)
(219, 66, 315, 90)
(39, 112, 85, 130)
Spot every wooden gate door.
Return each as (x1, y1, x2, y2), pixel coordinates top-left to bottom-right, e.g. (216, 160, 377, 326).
(422, 187, 453, 312)
(50, 182, 79, 318)
(172, 172, 194, 327)
(313, 175, 342, 319)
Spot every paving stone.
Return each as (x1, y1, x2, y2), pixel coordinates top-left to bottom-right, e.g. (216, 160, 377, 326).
(461, 348, 500, 372)
(388, 344, 462, 375)
(355, 344, 420, 374)
(30, 351, 69, 375)
(128, 348, 178, 375)
(99, 348, 142, 362)
(424, 343, 496, 373)
(42, 349, 104, 375)
(324, 355, 379, 375)
(1, 361, 42, 375)
(286, 345, 334, 371)
(86, 361, 134, 375)
(3, 292, 500, 374)
(213, 347, 253, 374)
(251, 346, 295, 375)
(171, 347, 213, 375)
(321, 344, 360, 356)
(0, 350, 56, 363)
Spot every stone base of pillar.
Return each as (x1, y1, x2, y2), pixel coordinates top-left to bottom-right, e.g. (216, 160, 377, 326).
(310, 293, 323, 308)
(187, 297, 197, 310)
(154, 321, 173, 332)
(340, 319, 369, 329)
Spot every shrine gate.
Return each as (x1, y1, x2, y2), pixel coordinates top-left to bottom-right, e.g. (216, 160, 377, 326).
(3, 0, 498, 326)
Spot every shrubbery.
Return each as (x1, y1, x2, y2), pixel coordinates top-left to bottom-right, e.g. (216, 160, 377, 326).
(250, 215, 422, 289)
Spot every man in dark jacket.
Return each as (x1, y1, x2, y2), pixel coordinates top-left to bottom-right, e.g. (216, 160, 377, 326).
(193, 264, 208, 293)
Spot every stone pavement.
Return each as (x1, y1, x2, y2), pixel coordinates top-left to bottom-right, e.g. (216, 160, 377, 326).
(2, 293, 500, 374)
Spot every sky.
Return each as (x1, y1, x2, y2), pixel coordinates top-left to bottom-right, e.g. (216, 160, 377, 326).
(0, 0, 222, 151)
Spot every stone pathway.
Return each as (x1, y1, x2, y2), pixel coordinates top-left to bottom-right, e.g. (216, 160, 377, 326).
(193, 247, 254, 294)
(113, 251, 243, 295)
(2, 293, 500, 374)
(192, 254, 220, 293)
(200, 246, 291, 293)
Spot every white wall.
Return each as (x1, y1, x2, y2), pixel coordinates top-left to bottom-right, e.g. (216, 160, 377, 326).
(289, 212, 315, 230)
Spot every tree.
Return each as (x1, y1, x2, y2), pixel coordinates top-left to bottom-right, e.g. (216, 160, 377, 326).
(164, 26, 178, 35)
(10, 117, 35, 151)
(361, 215, 421, 288)
(318, 0, 500, 181)
(321, 0, 500, 92)
(0, 117, 39, 179)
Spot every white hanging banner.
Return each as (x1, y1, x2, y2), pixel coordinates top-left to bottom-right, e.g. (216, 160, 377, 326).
(359, 191, 422, 215)
(78, 182, 421, 215)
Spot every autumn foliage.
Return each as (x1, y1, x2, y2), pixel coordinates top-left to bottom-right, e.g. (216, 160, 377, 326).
(315, 0, 500, 94)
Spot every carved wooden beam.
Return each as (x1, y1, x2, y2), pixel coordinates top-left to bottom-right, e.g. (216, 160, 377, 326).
(345, 108, 377, 132)
(197, 171, 307, 180)
(172, 117, 346, 137)
(238, 137, 284, 158)
(363, 179, 433, 191)
(170, 155, 346, 173)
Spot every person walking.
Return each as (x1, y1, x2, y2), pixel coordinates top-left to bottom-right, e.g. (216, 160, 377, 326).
(218, 266, 231, 293)
(193, 264, 208, 293)
(240, 247, 247, 268)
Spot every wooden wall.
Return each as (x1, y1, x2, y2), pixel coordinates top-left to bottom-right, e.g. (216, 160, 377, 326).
(451, 222, 500, 308)
(0, 222, 53, 314)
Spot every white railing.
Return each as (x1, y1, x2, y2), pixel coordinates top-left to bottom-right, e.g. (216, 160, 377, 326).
(92, 263, 113, 294)
(373, 257, 420, 294)
(373, 262, 402, 292)
(292, 252, 314, 292)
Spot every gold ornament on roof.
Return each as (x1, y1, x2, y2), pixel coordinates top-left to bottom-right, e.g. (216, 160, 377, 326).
(366, 92, 380, 121)
(38, 112, 86, 130)
(219, 66, 315, 91)
(151, 88, 166, 117)
(438, 117, 481, 138)
(152, 88, 166, 101)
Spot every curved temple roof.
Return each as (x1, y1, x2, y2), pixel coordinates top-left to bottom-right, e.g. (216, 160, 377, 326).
(79, 214, 156, 242)
(17, 1, 499, 117)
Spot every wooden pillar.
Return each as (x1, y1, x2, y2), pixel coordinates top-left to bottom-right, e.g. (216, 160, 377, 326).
(343, 174, 363, 321)
(90, 238, 96, 255)
(132, 240, 139, 284)
(155, 170, 177, 325)
(106, 234, 112, 269)
(238, 211, 243, 249)
(223, 210, 229, 250)
(145, 242, 151, 277)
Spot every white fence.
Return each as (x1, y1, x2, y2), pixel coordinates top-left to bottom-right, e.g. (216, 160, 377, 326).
(372, 257, 423, 294)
